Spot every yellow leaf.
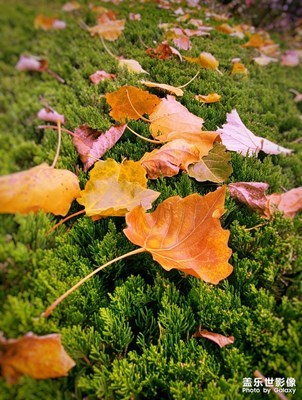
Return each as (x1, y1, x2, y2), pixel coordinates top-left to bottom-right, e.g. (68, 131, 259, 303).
(231, 62, 248, 77)
(0, 163, 80, 216)
(140, 80, 184, 96)
(195, 93, 221, 103)
(88, 19, 125, 41)
(185, 52, 221, 73)
(77, 159, 160, 218)
(118, 59, 149, 74)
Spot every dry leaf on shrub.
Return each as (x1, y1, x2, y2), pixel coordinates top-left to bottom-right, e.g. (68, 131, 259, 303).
(0, 332, 75, 384)
(124, 186, 233, 284)
(149, 95, 204, 137)
(146, 41, 182, 61)
(192, 326, 234, 348)
(140, 139, 201, 179)
(77, 159, 160, 219)
(188, 143, 232, 183)
(0, 163, 80, 216)
(34, 15, 66, 30)
(89, 70, 116, 84)
(73, 124, 126, 171)
(140, 80, 184, 97)
(228, 183, 302, 219)
(218, 109, 293, 156)
(118, 59, 149, 74)
(195, 93, 221, 103)
(106, 86, 160, 122)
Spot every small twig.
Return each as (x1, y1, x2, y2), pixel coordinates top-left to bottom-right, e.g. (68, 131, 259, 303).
(37, 125, 77, 137)
(139, 35, 149, 49)
(51, 120, 62, 168)
(292, 137, 302, 143)
(126, 125, 164, 144)
(42, 247, 145, 317)
(289, 88, 300, 96)
(46, 209, 85, 235)
(47, 68, 65, 84)
(177, 70, 200, 89)
(125, 89, 151, 123)
(100, 36, 118, 60)
(244, 222, 267, 231)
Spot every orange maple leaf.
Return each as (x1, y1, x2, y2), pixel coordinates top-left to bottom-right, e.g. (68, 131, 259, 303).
(124, 186, 233, 284)
(106, 86, 161, 123)
(0, 332, 75, 384)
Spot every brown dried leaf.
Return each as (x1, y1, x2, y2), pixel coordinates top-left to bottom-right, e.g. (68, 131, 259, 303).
(193, 326, 234, 348)
(0, 332, 75, 384)
(228, 182, 270, 215)
(73, 124, 126, 171)
(124, 186, 233, 284)
(140, 139, 201, 179)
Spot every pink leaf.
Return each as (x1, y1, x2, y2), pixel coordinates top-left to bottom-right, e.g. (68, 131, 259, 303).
(16, 55, 48, 72)
(281, 50, 300, 67)
(37, 108, 65, 124)
(89, 70, 116, 84)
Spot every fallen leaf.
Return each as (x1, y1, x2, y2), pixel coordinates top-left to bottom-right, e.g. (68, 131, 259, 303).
(218, 109, 293, 156)
(172, 35, 191, 50)
(34, 15, 66, 30)
(195, 93, 221, 103)
(253, 54, 278, 66)
(88, 18, 125, 41)
(37, 107, 65, 124)
(106, 86, 161, 123)
(0, 163, 80, 216)
(124, 186, 233, 283)
(188, 143, 232, 183)
(289, 89, 302, 102)
(140, 80, 184, 96)
(0, 332, 75, 384)
(184, 52, 221, 73)
(216, 23, 234, 34)
(231, 62, 248, 77)
(149, 95, 204, 137)
(118, 58, 149, 74)
(146, 41, 182, 61)
(260, 44, 280, 57)
(62, 1, 81, 12)
(229, 183, 302, 219)
(73, 124, 126, 171)
(241, 33, 265, 48)
(89, 5, 109, 14)
(16, 55, 48, 72)
(228, 182, 270, 215)
(129, 13, 141, 21)
(154, 130, 219, 151)
(77, 159, 160, 218)
(89, 70, 116, 84)
(140, 139, 201, 179)
(267, 187, 302, 219)
(192, 326, 234, 348)
(281, 50, 300, 67)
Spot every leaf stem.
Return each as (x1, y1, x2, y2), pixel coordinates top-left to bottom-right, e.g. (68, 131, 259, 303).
(47, 68, 65, 83)
(177, 70, 200, 89)
(126, 125, 164, 144)
(254, 370, 288, 400)
(42, 247, 145, 317)
(51, 120, 62, 168)
(125, 89, 151, 123)
(46, 209, 86, 235)
(100, 36, 118, 60)
(37, 125, 77, 137)
(216, 68, 223, 76)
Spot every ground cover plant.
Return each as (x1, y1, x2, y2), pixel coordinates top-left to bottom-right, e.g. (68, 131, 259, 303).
(0, 0, 302, 399)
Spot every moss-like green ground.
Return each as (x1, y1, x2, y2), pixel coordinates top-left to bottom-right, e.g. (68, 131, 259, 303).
(0, 1, 301, 399)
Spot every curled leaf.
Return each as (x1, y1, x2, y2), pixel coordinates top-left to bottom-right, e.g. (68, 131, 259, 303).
(118, 59, 149, 74)
(77, 159, 160, 218)
(184, 52, 221, 73)
(195, 93, 221, 103)
(0, 332, 75, 384)
(140, 139, 201, 179)
(147, 41, 182, 61)
(0, 163, 80, 216)
(73, 124, 126, 171)
(37, 107, 65, 124)
(106, 86, 160, 122)
(140, 80, 184, 96)
(149, 95, 204, 137)
(89, 70, 116, 84)
(16, 55, 48, 72)
(192, 326, 234, 348)
(218, 109, 293, 156)
(34, 15, 66, 30)
(231, 62, 248, 77)
(228, 182, 270, 215)
(124, 186, 233, 284)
